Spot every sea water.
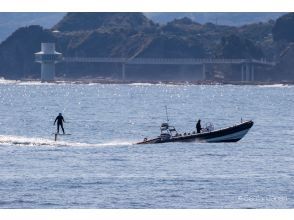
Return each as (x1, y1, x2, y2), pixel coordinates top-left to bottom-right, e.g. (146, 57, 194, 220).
(0, 81, 293, 208)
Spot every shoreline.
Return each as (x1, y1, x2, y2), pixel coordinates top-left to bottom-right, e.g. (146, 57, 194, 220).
(2, 78, 294, 85)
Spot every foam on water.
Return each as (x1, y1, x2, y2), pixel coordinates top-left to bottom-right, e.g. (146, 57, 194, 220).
(0, 135, 133, 147)
(258, 84, 289, 88)
(129, 83, 154, 86)
(0, 78, 20, 84)
(0, 78, 79, 86)
(0, 78, 52, 86)
(0, 135, 89, 147)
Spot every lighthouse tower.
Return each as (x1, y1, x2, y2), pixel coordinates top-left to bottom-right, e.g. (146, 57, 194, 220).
(35, 43, 62, 81)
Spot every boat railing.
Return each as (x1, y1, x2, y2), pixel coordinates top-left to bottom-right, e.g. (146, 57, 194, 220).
(201, 122, 214, 133)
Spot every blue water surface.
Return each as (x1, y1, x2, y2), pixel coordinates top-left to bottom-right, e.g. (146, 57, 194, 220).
(0, 81, 293, 208)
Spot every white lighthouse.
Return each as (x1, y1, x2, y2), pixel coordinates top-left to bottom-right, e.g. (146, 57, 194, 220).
(35, 43, 62, 82)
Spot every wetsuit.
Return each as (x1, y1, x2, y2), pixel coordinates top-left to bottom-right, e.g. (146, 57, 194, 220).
(54, 115, 65, 134)
(196, 120, 202, 133)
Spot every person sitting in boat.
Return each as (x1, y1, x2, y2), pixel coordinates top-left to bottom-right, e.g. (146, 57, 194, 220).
(54, 113, 65, 134)
(196, 119, 202, 133)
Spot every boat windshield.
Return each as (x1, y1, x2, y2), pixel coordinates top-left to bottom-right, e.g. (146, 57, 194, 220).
(160, 123, 177, 137)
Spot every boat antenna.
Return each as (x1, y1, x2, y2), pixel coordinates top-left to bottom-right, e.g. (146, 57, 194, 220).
(165, 105, 169, 123)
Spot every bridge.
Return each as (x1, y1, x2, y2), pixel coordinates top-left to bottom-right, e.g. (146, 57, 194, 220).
(35, 43, 276, 81)
(63, 57, 276, 81)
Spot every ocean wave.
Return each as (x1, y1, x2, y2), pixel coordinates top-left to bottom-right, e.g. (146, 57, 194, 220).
(0, 78, 75, 86)
(258, 84, 289, 88)
(0, 78, 51, 85)
(0, 78, 20, 84)
(129, 83, 154, 86)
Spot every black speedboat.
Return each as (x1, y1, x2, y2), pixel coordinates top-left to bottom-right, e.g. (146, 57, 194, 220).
(136, 120, 254, 144)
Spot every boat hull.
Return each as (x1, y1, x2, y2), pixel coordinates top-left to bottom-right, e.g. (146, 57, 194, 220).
(136, 120, 253, 144)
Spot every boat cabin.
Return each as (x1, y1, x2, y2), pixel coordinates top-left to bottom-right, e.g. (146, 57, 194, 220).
(160, 123, 178, 140)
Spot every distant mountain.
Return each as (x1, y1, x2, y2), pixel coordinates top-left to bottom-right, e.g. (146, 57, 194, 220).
(1, 12, 294, 81)
(273, 13, 294, 42)
(0, 12, 64, 42)
(0, 25, 54, 79)
(145, 12, 286, 26)
(0, 12, 272, 80)
(0, 12, 285, 43)
(53, 12, 155, 32)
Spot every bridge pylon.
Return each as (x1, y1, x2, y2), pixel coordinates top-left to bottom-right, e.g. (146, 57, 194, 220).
(202, 64, 206, 80)
(241, 63, 255, 82)
(122, 63, 126, 81)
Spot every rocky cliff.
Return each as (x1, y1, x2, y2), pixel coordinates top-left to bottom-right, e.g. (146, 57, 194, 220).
(0, 25, 54, 79)
(0, 12, 293, 81)
(146, 12, 285, 26)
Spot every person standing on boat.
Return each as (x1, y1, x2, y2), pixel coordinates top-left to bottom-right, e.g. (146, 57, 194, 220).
(196, 119, 202, 133)
(54, 113, 65, 134)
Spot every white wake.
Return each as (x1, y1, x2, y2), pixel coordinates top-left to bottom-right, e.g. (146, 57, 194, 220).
(0, 135, 134, 147)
